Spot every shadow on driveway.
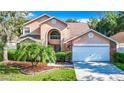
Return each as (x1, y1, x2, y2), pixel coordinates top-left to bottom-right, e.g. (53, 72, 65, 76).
(74, 61, 124, 81)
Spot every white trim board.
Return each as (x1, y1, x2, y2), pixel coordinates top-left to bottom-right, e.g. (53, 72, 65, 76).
(73, 44, 110, 47)
(17, 37, 41, 43)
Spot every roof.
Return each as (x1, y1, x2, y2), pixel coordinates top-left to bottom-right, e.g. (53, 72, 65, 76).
(39, 17, 67, 26)
(67, 22, 89, 32)
(65, 22, 89, 40)
(24, 14, 50, 26)
(20, 34, 40, 40)
(111, 32, 124, 43)
(17, 37, 41, 43)
(64, 29, 117, 44)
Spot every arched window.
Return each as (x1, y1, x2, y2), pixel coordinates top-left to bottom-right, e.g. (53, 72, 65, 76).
(50, 30, 60, 39)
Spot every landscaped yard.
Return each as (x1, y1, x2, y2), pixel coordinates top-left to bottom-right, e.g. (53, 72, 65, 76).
(0, 42, 74, 81)
(0, 68, 76, 81)
(0, 62, 76, 81)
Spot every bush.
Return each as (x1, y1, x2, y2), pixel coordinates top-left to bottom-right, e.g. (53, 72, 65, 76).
(113, 52, 124, 63)
(0, 42, 4, 61)
(0, 50, 3, 61)
(8, 49, 16, 60)
(0, 63, 21, 74)
(56, 52, 66, 62)
(14, 43, 56, 65)
(66, 51, 72, 63)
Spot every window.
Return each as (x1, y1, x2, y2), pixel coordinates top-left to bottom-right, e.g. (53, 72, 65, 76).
(51, 19, 56, 24)
(23, 27, 30, 34)
(50, 30, 60, 39)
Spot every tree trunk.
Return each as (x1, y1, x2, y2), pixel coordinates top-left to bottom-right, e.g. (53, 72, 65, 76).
(3, 36, 9, 62)
(3, 46, 8, 62)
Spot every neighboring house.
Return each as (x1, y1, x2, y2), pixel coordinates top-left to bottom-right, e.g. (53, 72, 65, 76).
(111, 32, 124, 53)
(18, 14, 117, 62)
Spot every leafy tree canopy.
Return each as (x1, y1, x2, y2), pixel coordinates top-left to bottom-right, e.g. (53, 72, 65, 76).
(0, 11, 29, 61)
(65, 18, 78, 22)
(88, 12, 124, 37)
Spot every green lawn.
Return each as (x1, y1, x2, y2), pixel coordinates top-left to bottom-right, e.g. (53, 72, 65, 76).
(0, 68, 77, 81)
(113, 63, 124, 71)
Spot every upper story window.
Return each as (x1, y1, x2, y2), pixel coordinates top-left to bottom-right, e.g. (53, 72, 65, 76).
(50, 30, 60, 39)
(23, 27, 30, 35)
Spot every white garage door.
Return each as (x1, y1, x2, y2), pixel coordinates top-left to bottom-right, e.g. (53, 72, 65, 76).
(72, 44, 110, 62)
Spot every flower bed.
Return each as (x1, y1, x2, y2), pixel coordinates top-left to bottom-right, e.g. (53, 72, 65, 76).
(3, 61, 72, 75)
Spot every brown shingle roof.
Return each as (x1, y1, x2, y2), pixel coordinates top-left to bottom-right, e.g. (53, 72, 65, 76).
(66, 22, 89, 40)
(20, 34, 40, 40)
(111, 32, 124, 43)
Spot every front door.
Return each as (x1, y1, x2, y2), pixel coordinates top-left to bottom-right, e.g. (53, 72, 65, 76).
(52, 45, 61, 52)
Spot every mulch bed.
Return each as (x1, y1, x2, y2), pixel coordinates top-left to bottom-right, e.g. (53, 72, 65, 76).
(3, 61, 71, 75)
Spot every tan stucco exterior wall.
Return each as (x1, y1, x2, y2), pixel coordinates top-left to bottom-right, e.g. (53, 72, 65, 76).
(72, 32, 110, 44)
(40, 18, 68, 50)
(64, 31, 116, 62)
(24, 16, 49, 35)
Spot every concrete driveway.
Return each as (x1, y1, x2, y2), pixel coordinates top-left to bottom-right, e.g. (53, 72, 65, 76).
(74, 61, 124, 81)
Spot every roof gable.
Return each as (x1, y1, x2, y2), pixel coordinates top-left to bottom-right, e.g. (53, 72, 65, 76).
(64, 29, 117, 43)
(39, 17, 67, 26)
(17, 37, 41, 43)
(24, 14, 50, 26)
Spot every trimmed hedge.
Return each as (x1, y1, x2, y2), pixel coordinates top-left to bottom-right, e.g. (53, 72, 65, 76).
(56, 51, 72, 63)
(66, 51, 72, 63)
(113, 52, 124, 63)
(56, 52, 66, 62)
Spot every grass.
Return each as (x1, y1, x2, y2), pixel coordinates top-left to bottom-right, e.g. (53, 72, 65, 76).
(0, 68, 77, 81)
(113, 62, 124, 71)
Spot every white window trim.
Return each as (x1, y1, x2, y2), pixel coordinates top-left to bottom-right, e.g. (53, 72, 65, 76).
(23, 27, 31, 35)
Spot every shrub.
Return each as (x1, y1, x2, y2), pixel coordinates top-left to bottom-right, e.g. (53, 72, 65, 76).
(113, 52, 124, 63)
(56, 52, 66, 62)
(42, 46, 56, 63)
(8, 49, 16, 60)
(0, 50, 3, 61)
(0, 42, 4, 61)
(66, 51, 72, 63)
(14, 43, 56, 65)
(0, 63, 20, 74)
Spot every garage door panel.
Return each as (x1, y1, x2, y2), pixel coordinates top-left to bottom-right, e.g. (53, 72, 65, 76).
(72, 45, 110, 62)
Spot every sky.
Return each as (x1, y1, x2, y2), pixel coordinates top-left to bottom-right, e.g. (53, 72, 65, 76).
(27, 11, 107, 23)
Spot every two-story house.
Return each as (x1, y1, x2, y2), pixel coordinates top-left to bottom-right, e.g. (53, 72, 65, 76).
(18, 14, 117, 62)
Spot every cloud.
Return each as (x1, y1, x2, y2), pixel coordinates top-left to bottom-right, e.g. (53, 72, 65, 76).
(77, 18, 89, 23)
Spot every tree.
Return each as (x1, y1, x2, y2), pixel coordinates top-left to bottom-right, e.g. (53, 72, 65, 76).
(98, 12, 117, 36)
(88, 18, 99, 30)
(116, 11, 124, 32)
(0, 11, 29, 61)
(15, 43, 56, 66)
(88, 12, 118, 36)
(65, 18, 78, 22)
